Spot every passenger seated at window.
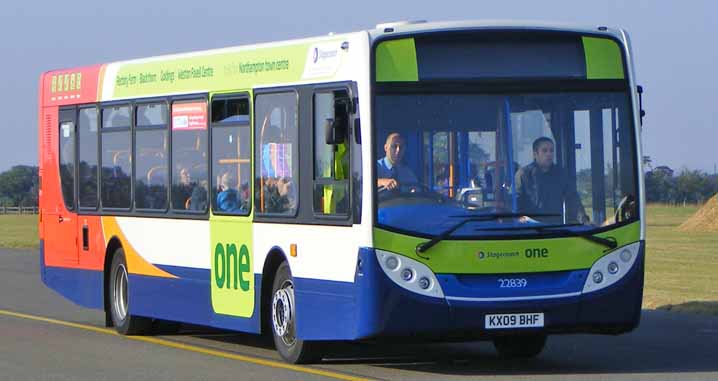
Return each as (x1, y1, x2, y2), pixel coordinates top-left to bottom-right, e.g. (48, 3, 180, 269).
(261, 177, 294, 213)
(173, 165, 207, 211)
(216, 171, 246, 213)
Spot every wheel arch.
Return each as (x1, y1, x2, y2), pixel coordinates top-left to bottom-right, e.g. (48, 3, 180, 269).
(103, 236, 123, 327)
(260, 246, 289, 335)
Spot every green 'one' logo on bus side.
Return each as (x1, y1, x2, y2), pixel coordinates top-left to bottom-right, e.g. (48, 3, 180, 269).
(214, 243, 250, 291)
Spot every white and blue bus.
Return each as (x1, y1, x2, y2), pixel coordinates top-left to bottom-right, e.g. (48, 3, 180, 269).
(39, 20, 645, 363)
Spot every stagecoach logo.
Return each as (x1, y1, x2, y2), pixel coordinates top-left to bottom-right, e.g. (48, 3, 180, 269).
(303, 42, 342, 79)
(314, 47, 337, 62)
(477, 250, 520, 260)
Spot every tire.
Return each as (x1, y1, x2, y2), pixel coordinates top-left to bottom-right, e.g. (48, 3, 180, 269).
(492, 334, 547, 358)
(270, 262, 323, 364)
(109, 248, 152, 335)
(152, 319, 182, 335)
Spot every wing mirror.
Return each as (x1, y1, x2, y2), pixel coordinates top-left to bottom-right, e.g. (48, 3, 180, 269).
(324, 117, 347, 145)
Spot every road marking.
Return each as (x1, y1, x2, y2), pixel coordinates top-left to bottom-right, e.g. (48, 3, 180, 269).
(0, 309, 373, 381)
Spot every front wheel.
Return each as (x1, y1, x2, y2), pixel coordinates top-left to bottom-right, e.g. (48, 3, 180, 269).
(492, 334, 547, 358)
(270, 262, 323, 363)
(109, 248, 152, 335)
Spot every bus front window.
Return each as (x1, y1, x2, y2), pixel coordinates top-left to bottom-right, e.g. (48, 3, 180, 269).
(374, 92, 638, 238)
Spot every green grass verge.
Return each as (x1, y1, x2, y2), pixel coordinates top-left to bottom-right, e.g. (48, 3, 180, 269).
(644, 203, 718, 315)
(0, 215, 39, 249)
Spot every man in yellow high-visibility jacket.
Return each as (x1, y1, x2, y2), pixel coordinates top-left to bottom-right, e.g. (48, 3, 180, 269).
(323, 142, 349, 214)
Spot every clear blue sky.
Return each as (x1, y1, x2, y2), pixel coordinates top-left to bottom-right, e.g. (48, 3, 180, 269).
(0, 1, 714, 172)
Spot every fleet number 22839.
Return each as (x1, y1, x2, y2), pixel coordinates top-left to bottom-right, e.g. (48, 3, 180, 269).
(498, 278, 528, 288)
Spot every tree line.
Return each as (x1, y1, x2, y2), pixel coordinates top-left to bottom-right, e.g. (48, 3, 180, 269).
(0, 165, 716, 207)
(0, 166, 39, 207)
(645, 168, 718, 204)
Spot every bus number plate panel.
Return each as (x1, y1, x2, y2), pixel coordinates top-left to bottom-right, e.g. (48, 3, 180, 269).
(485, 313, 544, 329)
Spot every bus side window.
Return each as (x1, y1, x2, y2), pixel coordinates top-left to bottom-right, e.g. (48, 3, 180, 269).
(135, 103, 168, 211)
(170, 100, 208, 213)
(59, 120, 75, 210)
(313, 89, 350, 216)
(254, 92, 298, 216)
(78, 107, 99, 209)
(100, 105, 131, 209)
(211, 96, 251, 215)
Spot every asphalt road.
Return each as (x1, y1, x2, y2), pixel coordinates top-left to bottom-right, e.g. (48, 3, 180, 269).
(1, 247, 717, 381)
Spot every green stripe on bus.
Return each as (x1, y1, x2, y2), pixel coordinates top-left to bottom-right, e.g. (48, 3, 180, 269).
(583, 37, 625, 80)
(373, 221, 640, 274)
(110, 44, 310, 99)
(375, 38, 419, 82)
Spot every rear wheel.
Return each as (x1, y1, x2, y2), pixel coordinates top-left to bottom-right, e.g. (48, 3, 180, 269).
(270, 261, 323, 364)
(109, 248, 152, 335)
(492, 334, 547, 358)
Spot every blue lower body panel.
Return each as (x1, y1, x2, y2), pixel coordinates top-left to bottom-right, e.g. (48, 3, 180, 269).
(41, 238, 644, 341)
(40, 240, 104, 309)
(330, 244, 644, 340)
(40, 240, 261, 333)
(129, 267, 261, 334)
(270, 243, 643, 340)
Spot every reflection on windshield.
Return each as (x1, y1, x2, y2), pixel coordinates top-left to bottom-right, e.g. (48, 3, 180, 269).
(374, 92, 638, 237)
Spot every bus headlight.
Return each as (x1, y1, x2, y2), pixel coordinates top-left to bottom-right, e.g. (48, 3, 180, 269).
(583, 242, 641, 294)
(592, 271, 604, 284)
(375, 250, 444, 298)
(385, 256, 399, 270)
(620, 249, 632, 263)
(401, 268, 414, 281)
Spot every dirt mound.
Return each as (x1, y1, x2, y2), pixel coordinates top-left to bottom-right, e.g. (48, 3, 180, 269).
(678, 194, 718, 232)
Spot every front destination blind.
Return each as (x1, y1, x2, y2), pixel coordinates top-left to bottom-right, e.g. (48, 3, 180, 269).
(375, 32, 625, 82)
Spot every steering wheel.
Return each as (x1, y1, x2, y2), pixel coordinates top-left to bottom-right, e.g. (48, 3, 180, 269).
(378, 182, 445, 203)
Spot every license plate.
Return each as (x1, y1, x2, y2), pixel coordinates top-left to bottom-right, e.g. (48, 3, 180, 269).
(485, 313, 544, 329)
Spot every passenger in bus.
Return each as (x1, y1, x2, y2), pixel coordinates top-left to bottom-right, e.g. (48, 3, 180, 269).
(173, 166, 193, 209)
(173, 165, 207, 211)
(515, 137, 590, 224)
(190, 179, 208, 211)
(260, 176, 295, 213)
(434, 165, 450, 196)
(216, 171, 246, 213)
(376, 132, 417, 191)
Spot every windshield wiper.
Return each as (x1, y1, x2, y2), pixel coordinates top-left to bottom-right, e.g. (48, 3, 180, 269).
(534, 225, 617, 250)
(469, 222, 618, 250)
(416, 213, 561, 254)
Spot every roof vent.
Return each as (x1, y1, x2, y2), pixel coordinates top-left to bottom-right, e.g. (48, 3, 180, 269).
(375, 20, 427, 30)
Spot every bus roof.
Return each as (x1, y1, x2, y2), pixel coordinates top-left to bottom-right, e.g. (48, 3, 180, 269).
(40, 20, 628, 107)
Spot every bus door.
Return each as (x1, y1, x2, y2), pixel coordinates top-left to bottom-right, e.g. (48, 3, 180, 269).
(44, 108, 79, 265)
(208, 92, 255, 319)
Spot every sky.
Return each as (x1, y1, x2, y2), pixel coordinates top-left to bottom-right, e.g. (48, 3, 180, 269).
(0, 0, 715, 173)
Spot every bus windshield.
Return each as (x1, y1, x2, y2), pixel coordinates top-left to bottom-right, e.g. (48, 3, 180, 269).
(374, 91, 638, 238)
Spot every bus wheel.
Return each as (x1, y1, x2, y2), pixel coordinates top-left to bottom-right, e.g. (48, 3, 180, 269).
(492, 334, 547, 358)
(270, 261, 322, 364)
(109, 248, 152, 335)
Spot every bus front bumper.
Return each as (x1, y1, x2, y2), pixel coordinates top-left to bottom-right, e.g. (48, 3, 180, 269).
(353, 242, 644, 340)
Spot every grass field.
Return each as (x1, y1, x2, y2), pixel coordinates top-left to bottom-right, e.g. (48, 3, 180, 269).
(0, 207, 716, 314)
(643, 204, 718, 315)
(0, 215, 38, 249)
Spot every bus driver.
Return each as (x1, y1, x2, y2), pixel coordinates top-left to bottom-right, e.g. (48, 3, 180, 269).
(376, 132, 417, 191)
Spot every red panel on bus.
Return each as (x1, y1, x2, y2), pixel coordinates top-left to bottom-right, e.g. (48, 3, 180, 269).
(42, 65, 103, 107)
